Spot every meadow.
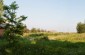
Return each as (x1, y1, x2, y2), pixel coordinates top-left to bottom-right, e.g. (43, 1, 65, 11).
(0, 32, 85, 55)
(1, 0, 85, 55)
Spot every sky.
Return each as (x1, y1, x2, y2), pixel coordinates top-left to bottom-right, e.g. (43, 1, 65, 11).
(4, 0, 85, 32)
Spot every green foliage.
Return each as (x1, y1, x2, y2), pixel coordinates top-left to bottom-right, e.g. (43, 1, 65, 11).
(27, 33, 49, 41)
(31, 28, 37, 33)
(0, 0, 5, 24)
(0, 0, 3, 16)
(30, 28, 47, 33)
(1, 0, 85, 55)
(0, 33, 85, 55)
(1, 38, 85, 55)
(0, 17, 5, 24)
(77, 22, 85, 33)
(3, 1, 27, 43)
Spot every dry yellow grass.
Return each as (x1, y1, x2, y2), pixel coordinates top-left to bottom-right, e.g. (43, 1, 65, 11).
(48, 33, 85, 42)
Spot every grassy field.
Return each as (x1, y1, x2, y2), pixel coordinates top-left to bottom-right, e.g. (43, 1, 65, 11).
(0, 32, 85, 55)
(48, 33, 85, 42)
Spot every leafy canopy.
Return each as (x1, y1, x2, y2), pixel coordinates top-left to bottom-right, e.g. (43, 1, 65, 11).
(76, 22, 85, 33)
(2, 1, 27, 43)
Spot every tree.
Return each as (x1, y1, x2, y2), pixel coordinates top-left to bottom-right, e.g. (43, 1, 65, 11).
(0, 0, 3, 16)
(76, 22, 85, 33)
(31, 28, 37, 33)
(0, 0, 5, 24)
(3, 1, 27, 43)
(23, 27, 29, 33)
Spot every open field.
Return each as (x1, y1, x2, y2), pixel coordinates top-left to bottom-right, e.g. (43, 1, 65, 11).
(0, 33, 85, 55)
(48, 33, 85, 42)
(24, 32, 85, 42)
(1, 0, 85, 55)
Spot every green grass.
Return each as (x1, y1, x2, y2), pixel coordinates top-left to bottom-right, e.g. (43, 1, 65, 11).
(0, 33, 85, 55)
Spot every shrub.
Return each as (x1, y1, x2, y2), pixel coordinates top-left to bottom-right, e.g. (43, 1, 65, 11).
(27, 33, 49, 41)
(76, 22, 85, 33)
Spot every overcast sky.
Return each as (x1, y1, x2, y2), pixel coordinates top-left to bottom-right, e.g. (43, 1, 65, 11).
(4, 0, 85, 32)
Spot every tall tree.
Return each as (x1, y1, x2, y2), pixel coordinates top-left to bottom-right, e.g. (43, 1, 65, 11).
(3, 1, 27, 43)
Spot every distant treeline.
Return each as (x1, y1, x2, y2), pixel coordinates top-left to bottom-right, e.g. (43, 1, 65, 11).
(24, 22, 85, 33)
(24, 28, 51, 33)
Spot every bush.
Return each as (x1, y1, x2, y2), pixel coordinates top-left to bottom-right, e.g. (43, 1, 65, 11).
(27, 33, 49, 41)
(77, 22, 85, 33)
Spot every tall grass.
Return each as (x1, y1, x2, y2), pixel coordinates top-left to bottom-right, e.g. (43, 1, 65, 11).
(48, 33, 85, 42)
(0, 33, 85, 55)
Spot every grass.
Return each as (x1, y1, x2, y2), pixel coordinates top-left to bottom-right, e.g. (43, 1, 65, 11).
(48, 33, 85, 42)
(0, 33, 85, 55)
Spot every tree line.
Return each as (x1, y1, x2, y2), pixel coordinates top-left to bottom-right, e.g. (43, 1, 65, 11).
(24, 28, 51, 33)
